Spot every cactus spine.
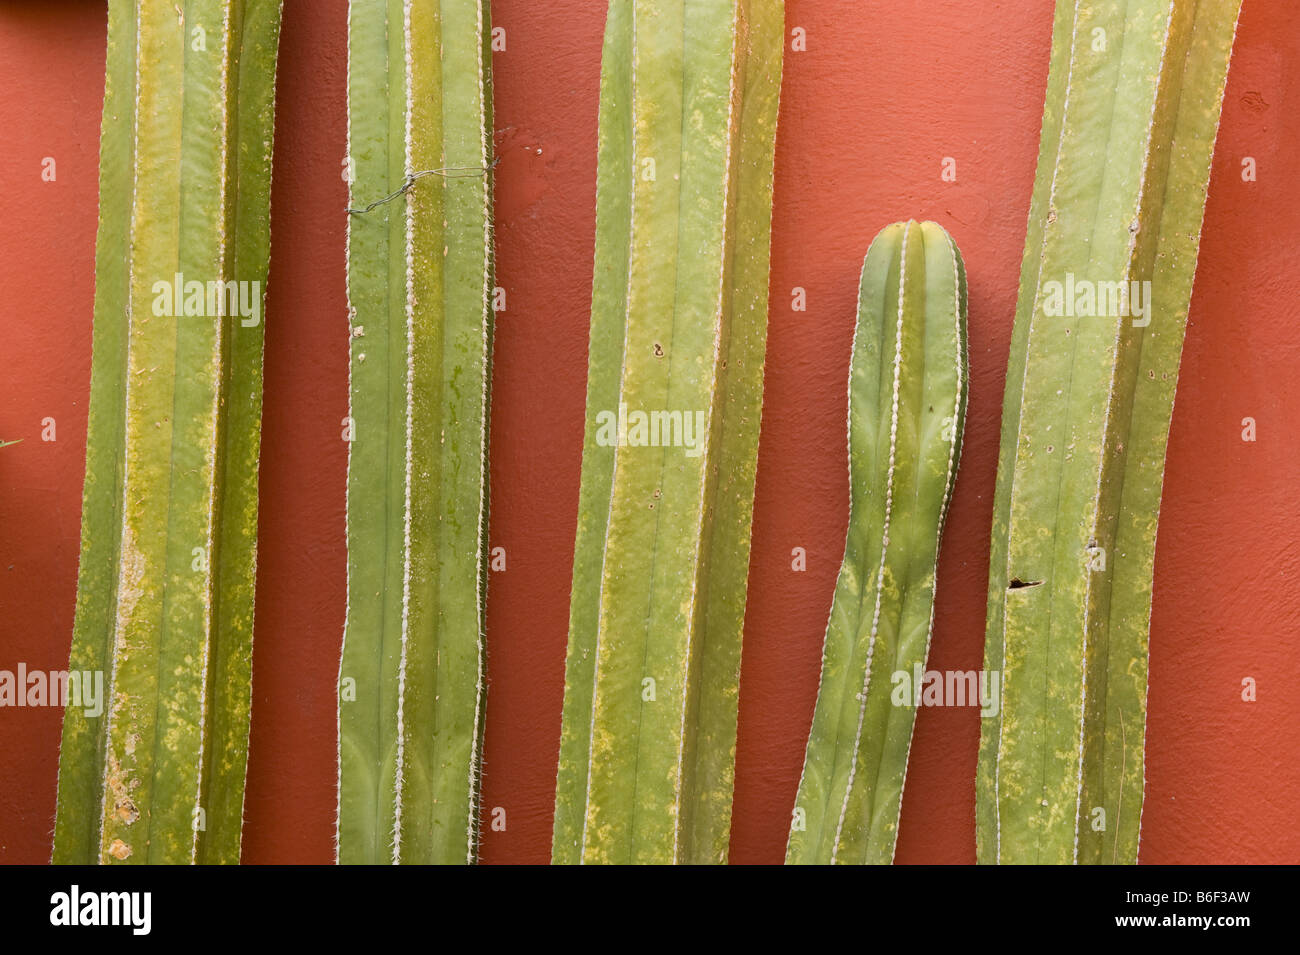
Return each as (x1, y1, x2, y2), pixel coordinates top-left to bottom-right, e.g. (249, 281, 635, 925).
(786, 221, 968, 865)
(337, 0, 494, 865)
(52, 0, 284, 864)
(978, 0, 1243, 865)
(552, 0, 784, 865)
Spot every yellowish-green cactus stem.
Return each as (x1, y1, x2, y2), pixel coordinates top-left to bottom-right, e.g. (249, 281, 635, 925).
(552, 0, 784, 865)
(978, 0, 1243, 865)
(52, 0, 284, 865)
(337, 0, 494, 865)
(786, 221, 968, 865)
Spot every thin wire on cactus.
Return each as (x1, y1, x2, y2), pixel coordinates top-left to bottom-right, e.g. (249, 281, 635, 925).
(346, 158, 500, 215)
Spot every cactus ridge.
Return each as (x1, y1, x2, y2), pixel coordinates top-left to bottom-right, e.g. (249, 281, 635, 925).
(337, 0, 494, 865)
(978, 0, 1243, 865)
(52, 0, 284, 865)
(552, 0, 784, 866)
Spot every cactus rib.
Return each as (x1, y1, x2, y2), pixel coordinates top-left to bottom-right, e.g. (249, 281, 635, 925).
(552, 0, 784, 865)
(787, 221, 968, 865)
(337, 0, 494, 865)
(52, 0, 284, 865)
(978, 0, 1242, 865)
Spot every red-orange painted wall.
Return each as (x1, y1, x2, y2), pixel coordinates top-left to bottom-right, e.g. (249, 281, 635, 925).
(1, 0, 1296, 865)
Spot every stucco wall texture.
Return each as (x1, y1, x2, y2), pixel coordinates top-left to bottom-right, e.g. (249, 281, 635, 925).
(1, 0, 1296, 865)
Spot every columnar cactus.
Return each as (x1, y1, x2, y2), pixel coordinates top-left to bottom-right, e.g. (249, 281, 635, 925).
(786, 221, 968, 865)
(978, 0, 1243, 865)
(53, 0, 284, 864)
(337, 0, 494, 865)
(552, 0, 784, 865)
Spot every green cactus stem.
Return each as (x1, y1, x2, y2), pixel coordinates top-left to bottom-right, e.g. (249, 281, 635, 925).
(786, 221, 968, 865)
(551, 0, 784, 865)
(52, 0, 284, 865)
(336, 0, 494, 865)
(978, 0, 1243, 865)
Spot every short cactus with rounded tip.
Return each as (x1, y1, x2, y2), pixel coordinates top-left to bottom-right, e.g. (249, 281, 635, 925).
(787, 220, 968, 866)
